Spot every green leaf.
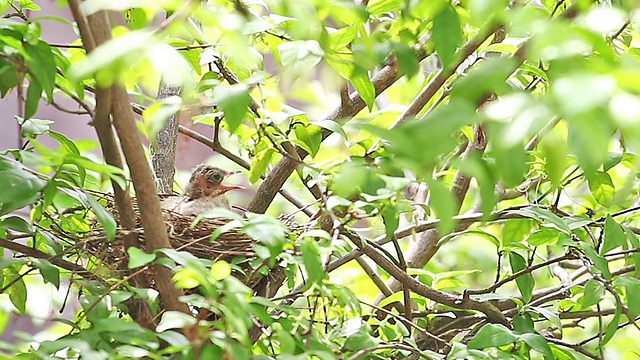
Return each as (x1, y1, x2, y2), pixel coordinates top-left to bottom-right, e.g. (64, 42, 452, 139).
(599, 307, 620, 348)
(249, 148, 275, 183)
(277, 40, 324, 74)
(210, 260, 231, 281)
(426, 178, 457, 235)
(615, 276, 640, 318)
(23, 40, 55, 99)
(519, 333, 554, 359)
(294, 123, 322, 157)
(602, 215, 625, 254)
(316, 120, 347, 138)
(127, 247, 156, 269)
(529, 306, 562, 331)
(48, 130, 81, 155)
(431, 3, 463, 69)
(502, 219, 533, 246)
(32, 259, 60, 288)
(588, 171, 615, 206)
(526, 228, 563, 247)
(300, 238, 324, 285)
(581, 280, 605, 308)
(394, 42, 419, 79)
(508, 207, 571, 234)
(468, 324, 517, 349)
(540, 130, 567, 188)
(508, 252, 534, 303)
(0, 155, 46, 215)
(367, 0, 403, 15)
(18, 117, 53, 138)
(156, 311, 197, 332)
(582, 243, 612, 280)
(243, 213, 288, 256)
(0, 216, 33, 233)
(4, 269, 27, 314)
(213, 83, 251, 133)
(24, 77, 42, 120)
(58, 188, 117, 240)
(351, 65, 375, 111)
(381, 206, 400, 241)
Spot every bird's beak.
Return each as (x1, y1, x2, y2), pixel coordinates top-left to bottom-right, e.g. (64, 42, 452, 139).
(218, 170, 244, 192)
(223, 170, 241, 178)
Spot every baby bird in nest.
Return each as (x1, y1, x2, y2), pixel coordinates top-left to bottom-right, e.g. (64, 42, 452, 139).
(161, 164, 243, 215)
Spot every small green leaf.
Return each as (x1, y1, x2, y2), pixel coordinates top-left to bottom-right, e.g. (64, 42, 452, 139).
(18, 117, 53, 138)
(249, 148, 275, 183)
(526, 228, 562, 247)
(213, 83, 251, 133)
(426, 178, 457, 235)
(277, 40, 324, 74)
(394, 42, 419, 79)
(508, 207, 571, 234)
(294, 123, 322, 157)
(127, 247, 156, 269)
(431, 3, 463, 69)
(0, 155, 46, 215)
(581, 280, 605, 308)
(602, 215, 625, 254)
(468, 324, 517, 349)
(24, 77, 42, 120)
(588, 171, 615, 206)
(540, 130, 567, 188)
(32, 259, 60, 288)
(210, 260, 231, 281)
(615, 276, 640, 318)
(316, 120, 347, 138)
(156, 311, 197, 332)
(381, 205, 399, 241)
(599, 308, 620, 348)
(58, 188, 117, 239)
(23, 40, 55, 99)
(351, 65, 375, 111)
(4, 270, 27, 314)
(519, 333, 554, 359)
(509, 252, 534, 303)
(300, 238, 324, 285)
(529, 306, 562, 331)
(583, 243, 612, 280)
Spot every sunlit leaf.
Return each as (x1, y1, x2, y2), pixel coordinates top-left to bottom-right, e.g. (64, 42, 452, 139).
(431, 3, 462, 69)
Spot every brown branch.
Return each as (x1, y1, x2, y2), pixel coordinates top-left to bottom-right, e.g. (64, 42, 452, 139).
(345, 231, 508, 325)
(0, 237, 98, 281)
(67, 2, 189, 315)
(151, 71, 181, 194)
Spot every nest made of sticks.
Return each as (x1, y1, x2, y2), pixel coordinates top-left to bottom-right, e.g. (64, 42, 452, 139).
(62, 193, 265, 274)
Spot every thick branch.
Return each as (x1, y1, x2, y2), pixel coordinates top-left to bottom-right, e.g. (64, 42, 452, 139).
(68, 4, 189, 314)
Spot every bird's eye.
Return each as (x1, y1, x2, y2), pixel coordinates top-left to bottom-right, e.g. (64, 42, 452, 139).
(212, 173, 222, 181)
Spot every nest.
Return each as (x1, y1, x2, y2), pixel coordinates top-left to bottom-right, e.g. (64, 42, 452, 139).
(61, 193, 274, 279)
(79, 210, 258, 272)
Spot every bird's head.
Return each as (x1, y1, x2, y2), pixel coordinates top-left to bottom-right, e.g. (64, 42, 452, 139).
(184, 164, 244, 199)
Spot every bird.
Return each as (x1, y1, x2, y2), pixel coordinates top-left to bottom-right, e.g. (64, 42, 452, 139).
(161, 164, 243, 215)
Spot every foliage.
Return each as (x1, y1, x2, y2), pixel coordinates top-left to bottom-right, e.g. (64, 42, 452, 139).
(1, 0, 640, 359)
